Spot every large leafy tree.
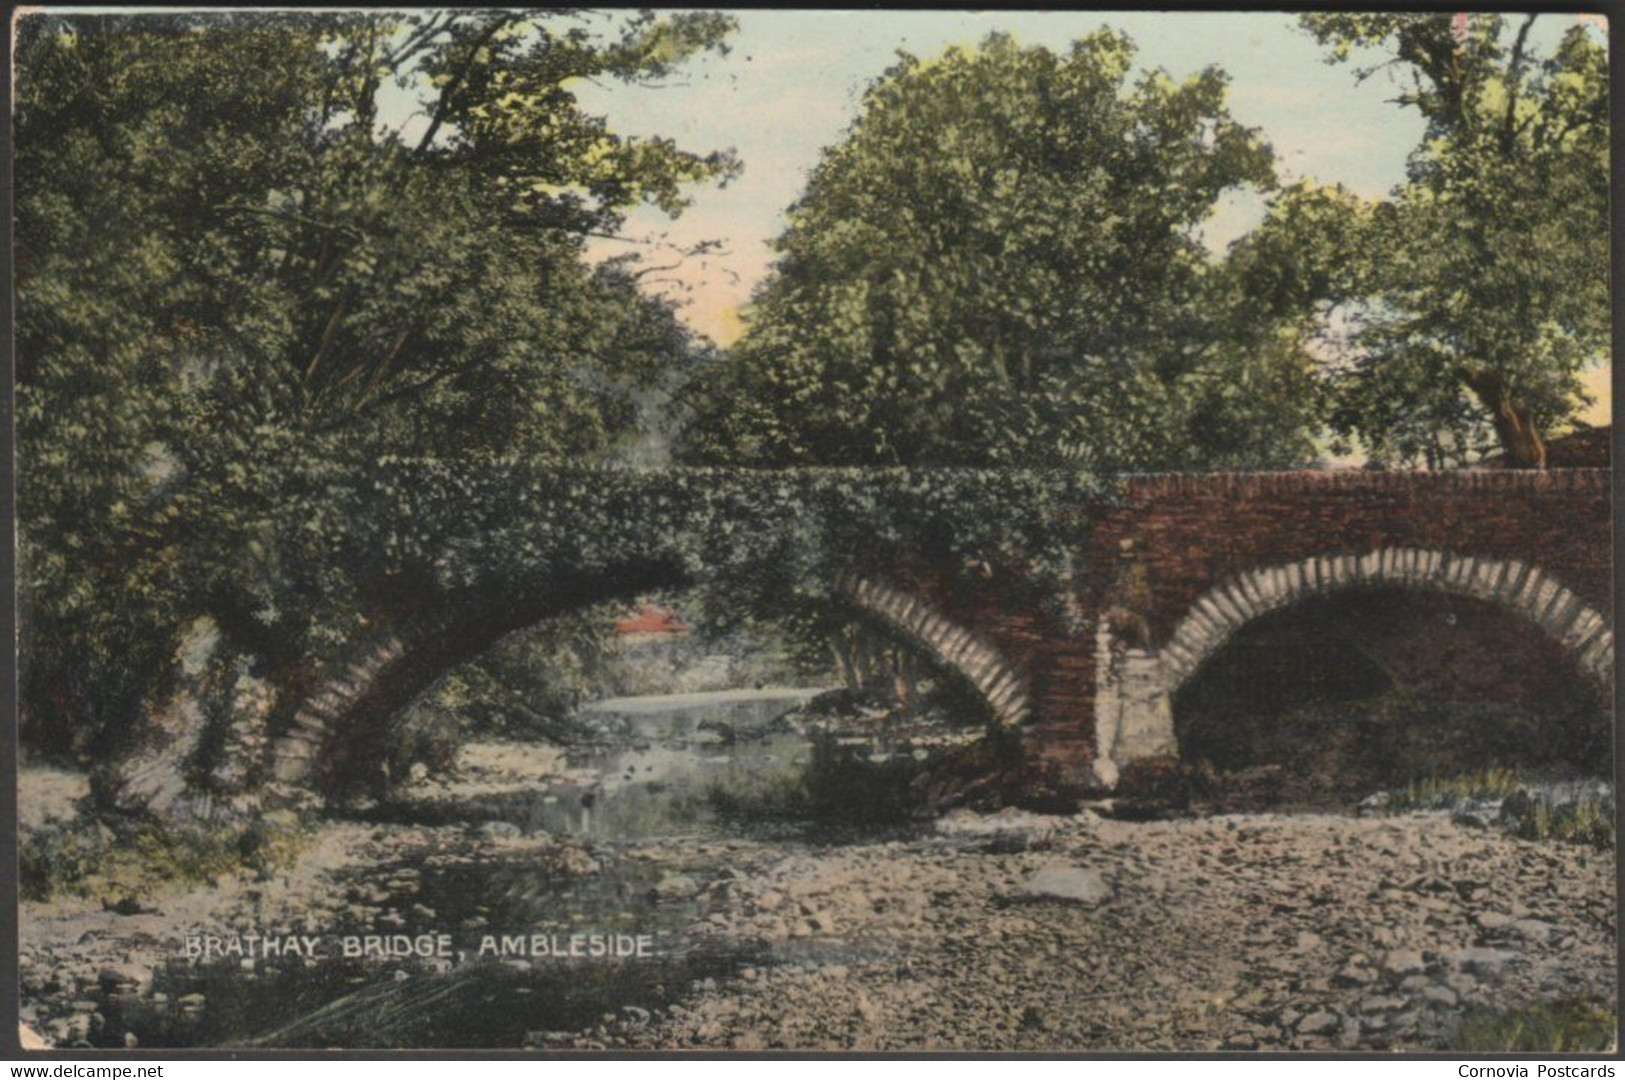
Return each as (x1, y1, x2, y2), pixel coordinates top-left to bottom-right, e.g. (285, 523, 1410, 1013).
(15, 11, 737, 760)
(1302, 14, 1610, 469)
(678, 31, 1326, 470)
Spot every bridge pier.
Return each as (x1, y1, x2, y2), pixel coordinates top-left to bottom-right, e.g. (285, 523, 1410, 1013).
(1090, 619, 1178, 787)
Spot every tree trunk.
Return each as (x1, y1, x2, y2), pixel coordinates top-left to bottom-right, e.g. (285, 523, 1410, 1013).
(1465, 369, 1547, 469)
(829, 635, 862, 693)
(896, 649, 918, 717)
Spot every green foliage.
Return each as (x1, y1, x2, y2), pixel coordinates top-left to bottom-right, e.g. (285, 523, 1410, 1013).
(14, 11, 737, 760)
(378, 702, 466, 786)
(1380, 770, 1614, 849)
(421, 611, 623, 743)
(1501, 789, 1615, 849)
(1301, 14, 1610, 467)
(1385, 767, 1530, 810)
(678, 31, 1325, 471)
(1454, 997, 1616, 1053)
(313, 460, 1106, 634)
(19, 811, 308, 903)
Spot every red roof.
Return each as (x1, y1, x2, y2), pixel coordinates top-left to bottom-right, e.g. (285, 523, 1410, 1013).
(615, 605, 690, 636)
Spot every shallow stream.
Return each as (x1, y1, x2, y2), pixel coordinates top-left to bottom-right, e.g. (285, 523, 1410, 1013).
(102, 689, 947, 1048)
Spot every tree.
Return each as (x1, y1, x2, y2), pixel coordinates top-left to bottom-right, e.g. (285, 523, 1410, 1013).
(14, 11, 737, 763)
(1301, 14, 1610, 469)
(677, 31, 1326, 471)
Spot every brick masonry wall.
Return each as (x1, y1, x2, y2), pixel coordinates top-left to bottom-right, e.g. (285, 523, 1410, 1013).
(1089, 469, 1611, 646)
(895, 564, 1100, 778)
(905, 468, 1611, 789)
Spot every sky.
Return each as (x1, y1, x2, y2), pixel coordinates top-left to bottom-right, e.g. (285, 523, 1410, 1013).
(573, 10, 1425, 346)
(66, 8, 1613, 422)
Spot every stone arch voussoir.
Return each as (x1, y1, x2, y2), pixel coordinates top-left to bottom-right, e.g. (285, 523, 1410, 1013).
(834, 573, 1032, 728)
(270, 622, 436, 786)
(270, 562, 692, 790)
(1159, 548, 1614, 696)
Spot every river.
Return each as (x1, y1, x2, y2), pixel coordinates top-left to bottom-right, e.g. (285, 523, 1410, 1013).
(60, 687, 967, 1049)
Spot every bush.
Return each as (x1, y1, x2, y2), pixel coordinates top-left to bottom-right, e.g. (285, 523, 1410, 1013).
(19, 810, 308, 904)
(380, 702, 465, 788)
(1500, 788, 1615, 849)
(1380, 769, 1615, 850)
(1455, 997, 1616, 1052)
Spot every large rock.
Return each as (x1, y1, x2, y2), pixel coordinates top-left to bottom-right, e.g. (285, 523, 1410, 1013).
(1380, 949, 1426, 978)
(96, 964, 153, 996)
(477, 821, 522, 841)
(1015, 863, 1111, 907)
(652, 873, 700, 902)
(1447, 947, 1516, 978)
(1297, 1012, 1340, 1035)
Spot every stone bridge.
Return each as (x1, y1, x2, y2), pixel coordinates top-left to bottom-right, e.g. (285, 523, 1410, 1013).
(271, 468, 1611, 797)
(858, 468, 1612, 791)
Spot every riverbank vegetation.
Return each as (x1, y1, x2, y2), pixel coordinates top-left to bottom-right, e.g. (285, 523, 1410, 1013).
(20, 810, 309, 905)
(1379, 770, 1615, 849)
(1454, 996, 1616, 1053)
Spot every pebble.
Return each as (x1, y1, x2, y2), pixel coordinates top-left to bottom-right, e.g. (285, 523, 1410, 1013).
(1380, 949, 1426, 977)
(1447, 947, 1515, 978)
(1297, 1012, 1340, 1035)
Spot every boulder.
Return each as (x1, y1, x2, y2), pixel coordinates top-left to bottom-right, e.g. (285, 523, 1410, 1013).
(1015, 863, 1111, 907)
(96, 964, 152, 995)
(652, 873, 699, 902)
(1380, 949, 1426, 978)
(1447, 947, 1516, 978)
(1297, 1012, 1339, 1035)
(477, 821, 522, 841)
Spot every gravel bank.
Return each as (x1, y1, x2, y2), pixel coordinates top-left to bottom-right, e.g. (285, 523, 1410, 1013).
(614, 809, 1616, 1051)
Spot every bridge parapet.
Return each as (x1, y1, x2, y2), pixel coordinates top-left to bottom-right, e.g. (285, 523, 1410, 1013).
(1116, 466, 1610, 499)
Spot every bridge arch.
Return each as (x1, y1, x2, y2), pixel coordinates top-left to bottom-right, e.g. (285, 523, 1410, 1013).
(271, 570, 1031, 789)
(1159, 548, 1614, 696)
(270, 562, 687, 787)
(834, 574, 1031, 728)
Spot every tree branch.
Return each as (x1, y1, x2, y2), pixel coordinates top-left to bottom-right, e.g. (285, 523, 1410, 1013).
(213, 203, 362, 239)
(385, 12, 453, 68)
(313, 355, 475, 434)
(1501, 14, 1537, 151)
(414, 16, 516, 156)
(301, 294, 352, 399)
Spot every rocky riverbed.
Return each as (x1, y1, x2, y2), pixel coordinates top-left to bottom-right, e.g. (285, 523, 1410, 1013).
(614, 808, 1617, 1051)
(17, 737, 1618, 1052)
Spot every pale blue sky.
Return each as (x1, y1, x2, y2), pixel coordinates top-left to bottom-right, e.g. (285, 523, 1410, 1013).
(562, 10, 1600, 345)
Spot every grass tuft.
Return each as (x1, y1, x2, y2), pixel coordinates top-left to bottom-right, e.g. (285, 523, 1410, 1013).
(1379, 769, 1614, 850)
(1385, 767, 1529, 811)
(1455, 997, 1617, 1053)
